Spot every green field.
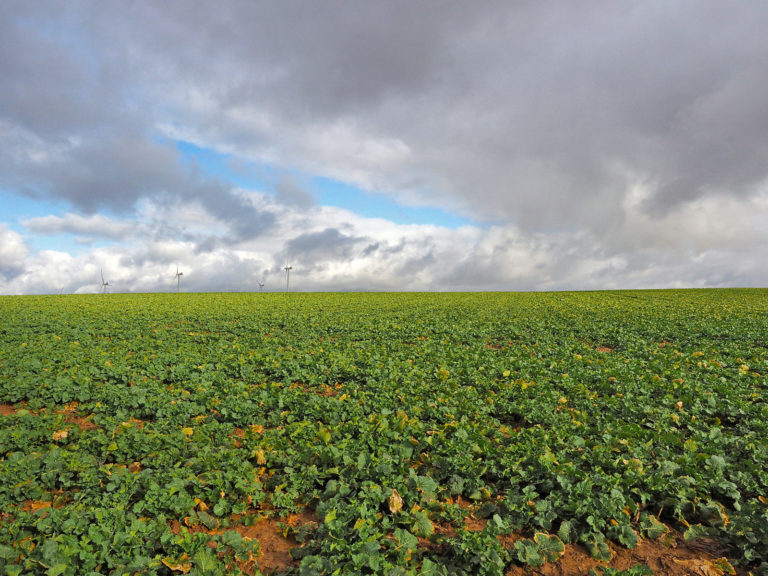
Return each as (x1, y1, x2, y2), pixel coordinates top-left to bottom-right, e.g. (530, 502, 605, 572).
(1, 290, 767, 575)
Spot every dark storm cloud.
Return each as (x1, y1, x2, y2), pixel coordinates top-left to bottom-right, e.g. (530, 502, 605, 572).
(6, 1, 768, 227)
(86, 0, 768, 231)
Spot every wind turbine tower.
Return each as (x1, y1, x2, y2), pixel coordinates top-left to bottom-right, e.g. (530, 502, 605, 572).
(284, 264, 293, 291)
(258, 280, 265, 292)
(100, 269, 111, 293)
(175, 265, 184, 293)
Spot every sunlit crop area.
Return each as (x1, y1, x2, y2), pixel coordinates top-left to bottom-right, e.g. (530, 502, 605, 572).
(1, 290, 767, 575)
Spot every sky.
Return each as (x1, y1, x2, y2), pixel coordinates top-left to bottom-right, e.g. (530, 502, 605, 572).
(2, 1, 768, 294)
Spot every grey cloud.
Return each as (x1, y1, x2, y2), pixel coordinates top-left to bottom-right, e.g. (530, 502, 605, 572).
(23, 213, 139, 239)
(286, 228, 364, 266)
(8, 1, 768, 226)
(272, 177, 314, 209)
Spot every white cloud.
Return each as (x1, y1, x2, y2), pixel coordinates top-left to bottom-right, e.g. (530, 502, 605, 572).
(0, 224, 29, 279)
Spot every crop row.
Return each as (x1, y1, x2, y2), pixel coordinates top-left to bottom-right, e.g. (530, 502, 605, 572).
(0, 290, 767, 575)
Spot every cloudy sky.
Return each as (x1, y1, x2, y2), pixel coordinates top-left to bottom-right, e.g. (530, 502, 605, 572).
(2, 1, 767, 294)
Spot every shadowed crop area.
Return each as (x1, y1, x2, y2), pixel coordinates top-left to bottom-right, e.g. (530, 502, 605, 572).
(1, 290, 767, 575)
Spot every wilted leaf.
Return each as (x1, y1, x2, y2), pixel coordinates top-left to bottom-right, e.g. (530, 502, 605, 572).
(162, 554, 192, 573)
(252, 448, 267, 465)
(388, 489, 403, 514)
(197, 510, 219, 530)
(673, 557, 735, 576)
(51, 429, 69, 441)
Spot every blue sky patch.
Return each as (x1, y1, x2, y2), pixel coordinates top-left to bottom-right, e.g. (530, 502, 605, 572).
(175, 140, 474, 229)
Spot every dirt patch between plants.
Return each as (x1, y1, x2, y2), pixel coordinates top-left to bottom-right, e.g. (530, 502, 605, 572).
(0, 402, 97, 430)
(0, 403, 16, 416)
(505, 528, 745, 576)
(170, 509, 318, 575)
(444, 499, 745, 576)
(595, 346, 613, 353)
(56, 401, 99, 430)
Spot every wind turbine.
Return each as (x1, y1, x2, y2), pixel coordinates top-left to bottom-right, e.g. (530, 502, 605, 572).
(257, 280, 265, 292)
(174, 265, 183, 293)
(100, 268, 111, 293)
(284, 263, 293, 291)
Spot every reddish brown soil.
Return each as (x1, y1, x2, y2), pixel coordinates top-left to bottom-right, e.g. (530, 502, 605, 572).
(170, 509, 318, 575)
(288, 382, 341, 397)
(505, 529, 742, 576)
(451, 500, 744, 576)
(0, 402, 97, 430)
(56, 402, 98, 430)
(595, 346, 613, 353)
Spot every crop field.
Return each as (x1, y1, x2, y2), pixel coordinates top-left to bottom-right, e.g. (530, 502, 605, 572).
(1, 290, 767, 576)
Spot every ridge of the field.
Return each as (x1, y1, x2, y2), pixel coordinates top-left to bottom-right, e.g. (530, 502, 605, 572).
(1, 289, 766, 575)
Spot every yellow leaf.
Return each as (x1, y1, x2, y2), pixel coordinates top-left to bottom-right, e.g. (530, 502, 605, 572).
(388, 489, 403, 514)
(162, 554, 192, 573)
(181, 427, 194, 437)
(52, 429, 69, 441)
(252, 448, 267, 465)
(673, 557, 735, 576)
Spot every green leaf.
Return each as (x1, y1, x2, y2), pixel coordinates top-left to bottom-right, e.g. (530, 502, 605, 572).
(317, 424, 331, 444)
(683, 523, 714, 541)
(639, 514, 668, 539)
(46, 564, 69, 576)
(514, 539, 544, 567)
(557, 519, 576, 544)
(614, 524, 639, 549)
(581, 532, 612, 562)
(221, 530, 243, 548)
(197, 510, 219, 530)
(193, 549, 222, 574)
(533, 532, 565, 562)
(213, 498, 229, 517)
(394, 528, 419, 553)
(412, 510, 434, 537)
